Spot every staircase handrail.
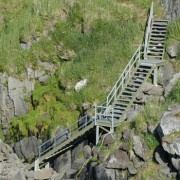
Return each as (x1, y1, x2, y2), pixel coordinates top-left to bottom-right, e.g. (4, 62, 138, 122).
(38, 114, 93, 157)
(144, 1, 154, 59)
(106, 45, 142, 107)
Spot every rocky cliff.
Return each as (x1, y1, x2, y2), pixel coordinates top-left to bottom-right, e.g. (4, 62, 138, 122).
(161, 0, 180, 18)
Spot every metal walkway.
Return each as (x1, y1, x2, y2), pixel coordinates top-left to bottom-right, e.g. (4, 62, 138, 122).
(26, 2, 168, 170)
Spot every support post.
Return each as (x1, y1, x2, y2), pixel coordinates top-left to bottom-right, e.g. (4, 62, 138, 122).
(35, 158, 40, 171)
(45, 162, 50, 169)
(153, 67, 158, 86)
(96, 125, 99, 145)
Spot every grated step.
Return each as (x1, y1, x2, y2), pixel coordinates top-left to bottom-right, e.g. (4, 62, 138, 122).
(152, 22, 168, 26)
(147, 47, 164, 51)
(115, 102, 129, 106)
(119, 94, 132, 98)
(147, 51, 163, 55)
(135, 72, 148, 75)
(133, 75, 145, 79)
(151, 30, 167, 33)
(150, 37, 166, 40)
(153, 19, 169, 22)
(125, 87, 138, 91)
(117, 98, 131, 102)
(149, 40, 165, 44)
(128, 83, 141, 87)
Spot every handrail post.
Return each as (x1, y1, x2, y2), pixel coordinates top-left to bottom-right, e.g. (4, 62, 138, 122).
(95, 105, 97, 125)
(54, 136, 56, 148)
(85, 115, 87, 127)
(38, 146, 41, 158)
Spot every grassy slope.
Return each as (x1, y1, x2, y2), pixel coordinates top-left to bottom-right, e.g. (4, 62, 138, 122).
(0, 0, 167, 142)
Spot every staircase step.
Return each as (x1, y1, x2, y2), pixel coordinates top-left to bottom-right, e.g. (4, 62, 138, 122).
(119, 94, 132, 98)
(106, 114, 120, 119)
(125, 87, 138, 91)
(146, 56, 162, 59)
(147, 51, 163, 55)
(135, 72, 148, 75)
(150, 37, 166, 41)
(153, 19, 169, 22)
(133, 75, 145, 79)
(151, 29, 167, 33)
(110, 110, 123, 114)
(147, 47, 164, 51)
(132, 79, 144, 83)
(115, 102, 129, 106)
(128, 83, 141, 87)
(152, 26, 167, 30)
(152, 22, 168, 26)
(137, 67, 150, 71)
(149, 40, 165, 44)
(117, 98, 131, 102)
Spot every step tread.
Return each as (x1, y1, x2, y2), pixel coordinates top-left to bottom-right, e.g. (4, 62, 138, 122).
(150, 37, 166, 40)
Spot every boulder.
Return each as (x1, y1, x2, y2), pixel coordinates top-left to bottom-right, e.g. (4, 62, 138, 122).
(171, 157, 180, 171)
(158, 165, 171, 178)
(102, 133, 114, 146)
(38, 61, 54, 71)
(162, 63, 174, 87)
(164, 72, 180, 97)
(94, 164, 112, 180)
(13, 169, 26, 180)
(133, 136, 150, 161)
(83, 145, 92, 159)
(75, 79, 88, 92)
(38, 75, 49, 83)
(20, 41, 32, 50)
(147, 85, 164, 96)
(154, 146, 169, 165)
(53, 150, 71, 179)
(158, 104, 180, 138)
(34, 168, 53, 180)
(14, 136, 38, 162)
(106, 150, 130, 169)
(119, 143, 129, 152)
(166, 41, 180, 58)
(123, 129, 132, 143)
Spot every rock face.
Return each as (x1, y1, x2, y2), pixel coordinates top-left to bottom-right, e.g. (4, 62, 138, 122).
(0, 74, 34, 134)
(161, 0, 180, 19)
(166, 41, 180, 58)
(14, 136, 38, 162)
(0, 139, 26, 179)
(157, 104, 180, 173)
(53, 150, 71, 179)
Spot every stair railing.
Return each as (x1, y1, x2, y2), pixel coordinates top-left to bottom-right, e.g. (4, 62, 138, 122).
(38, 114, 92, 157)
(144, 1, 154, 59)
(106, 45, 142, 108)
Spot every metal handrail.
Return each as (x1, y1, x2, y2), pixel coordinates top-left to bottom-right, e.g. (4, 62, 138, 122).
(106, 45, 143, 107)
(144, 2, 154, 59)
(38, 115, 92, 157)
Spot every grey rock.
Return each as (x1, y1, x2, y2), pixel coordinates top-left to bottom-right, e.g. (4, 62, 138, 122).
(20, 41, 32, 50)
(79, 167, 87, 180)
(38, 75, 49, 83)
(13, 169, 26, 180)
(161, 0, 180, 19)
(34, 168, 53, 180)
(75, 79, 88, 92)
(142, 82, 154, 93)
(92, 146, 98, 157)
(128, 162, 137, 175)
(13, 142, 24, 159)
(158, 104, 180, 138)
(64, 169, 78, 179)
(133, 136, 150, 161)
(136, 91, 144, 100)
(71, 159, 84, 170)
(38, 61, 54, 71)
(34, 70, 45, 78)
(162, 136, 180, 156)
(162, 63, 174, 87)
(102, 133, 114, 146)
(8, 77, 34, 117)
(123, 129, 131, 143)
(154, 146, 169, 165)
(119, 143, 129, 152)
(118, 170, 129, 180)
(158, 165, 171, 178)
(14, 136, 38, 162)
(171, 157, 180, 171)
(53, 150, 71, 178)
(132, 156, 144, 169)
(106, 150, 130, 169)
(166, 41, 180, 58)
(83, 145, 92, 159)
(94, 164, 111, 180)
(147, 85, 164, 96)
(0, 163, 4, 174)
(164, 72, 180, 97)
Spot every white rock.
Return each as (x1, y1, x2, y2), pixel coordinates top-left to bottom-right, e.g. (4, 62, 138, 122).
(75, 79, 88, 92)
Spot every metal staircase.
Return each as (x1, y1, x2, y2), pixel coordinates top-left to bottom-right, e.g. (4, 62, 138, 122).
(26, 2, 168, 171)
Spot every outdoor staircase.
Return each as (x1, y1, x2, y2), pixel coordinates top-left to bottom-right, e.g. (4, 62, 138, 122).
(146, 19, 168, 60)
(26, 2, 169, 171)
